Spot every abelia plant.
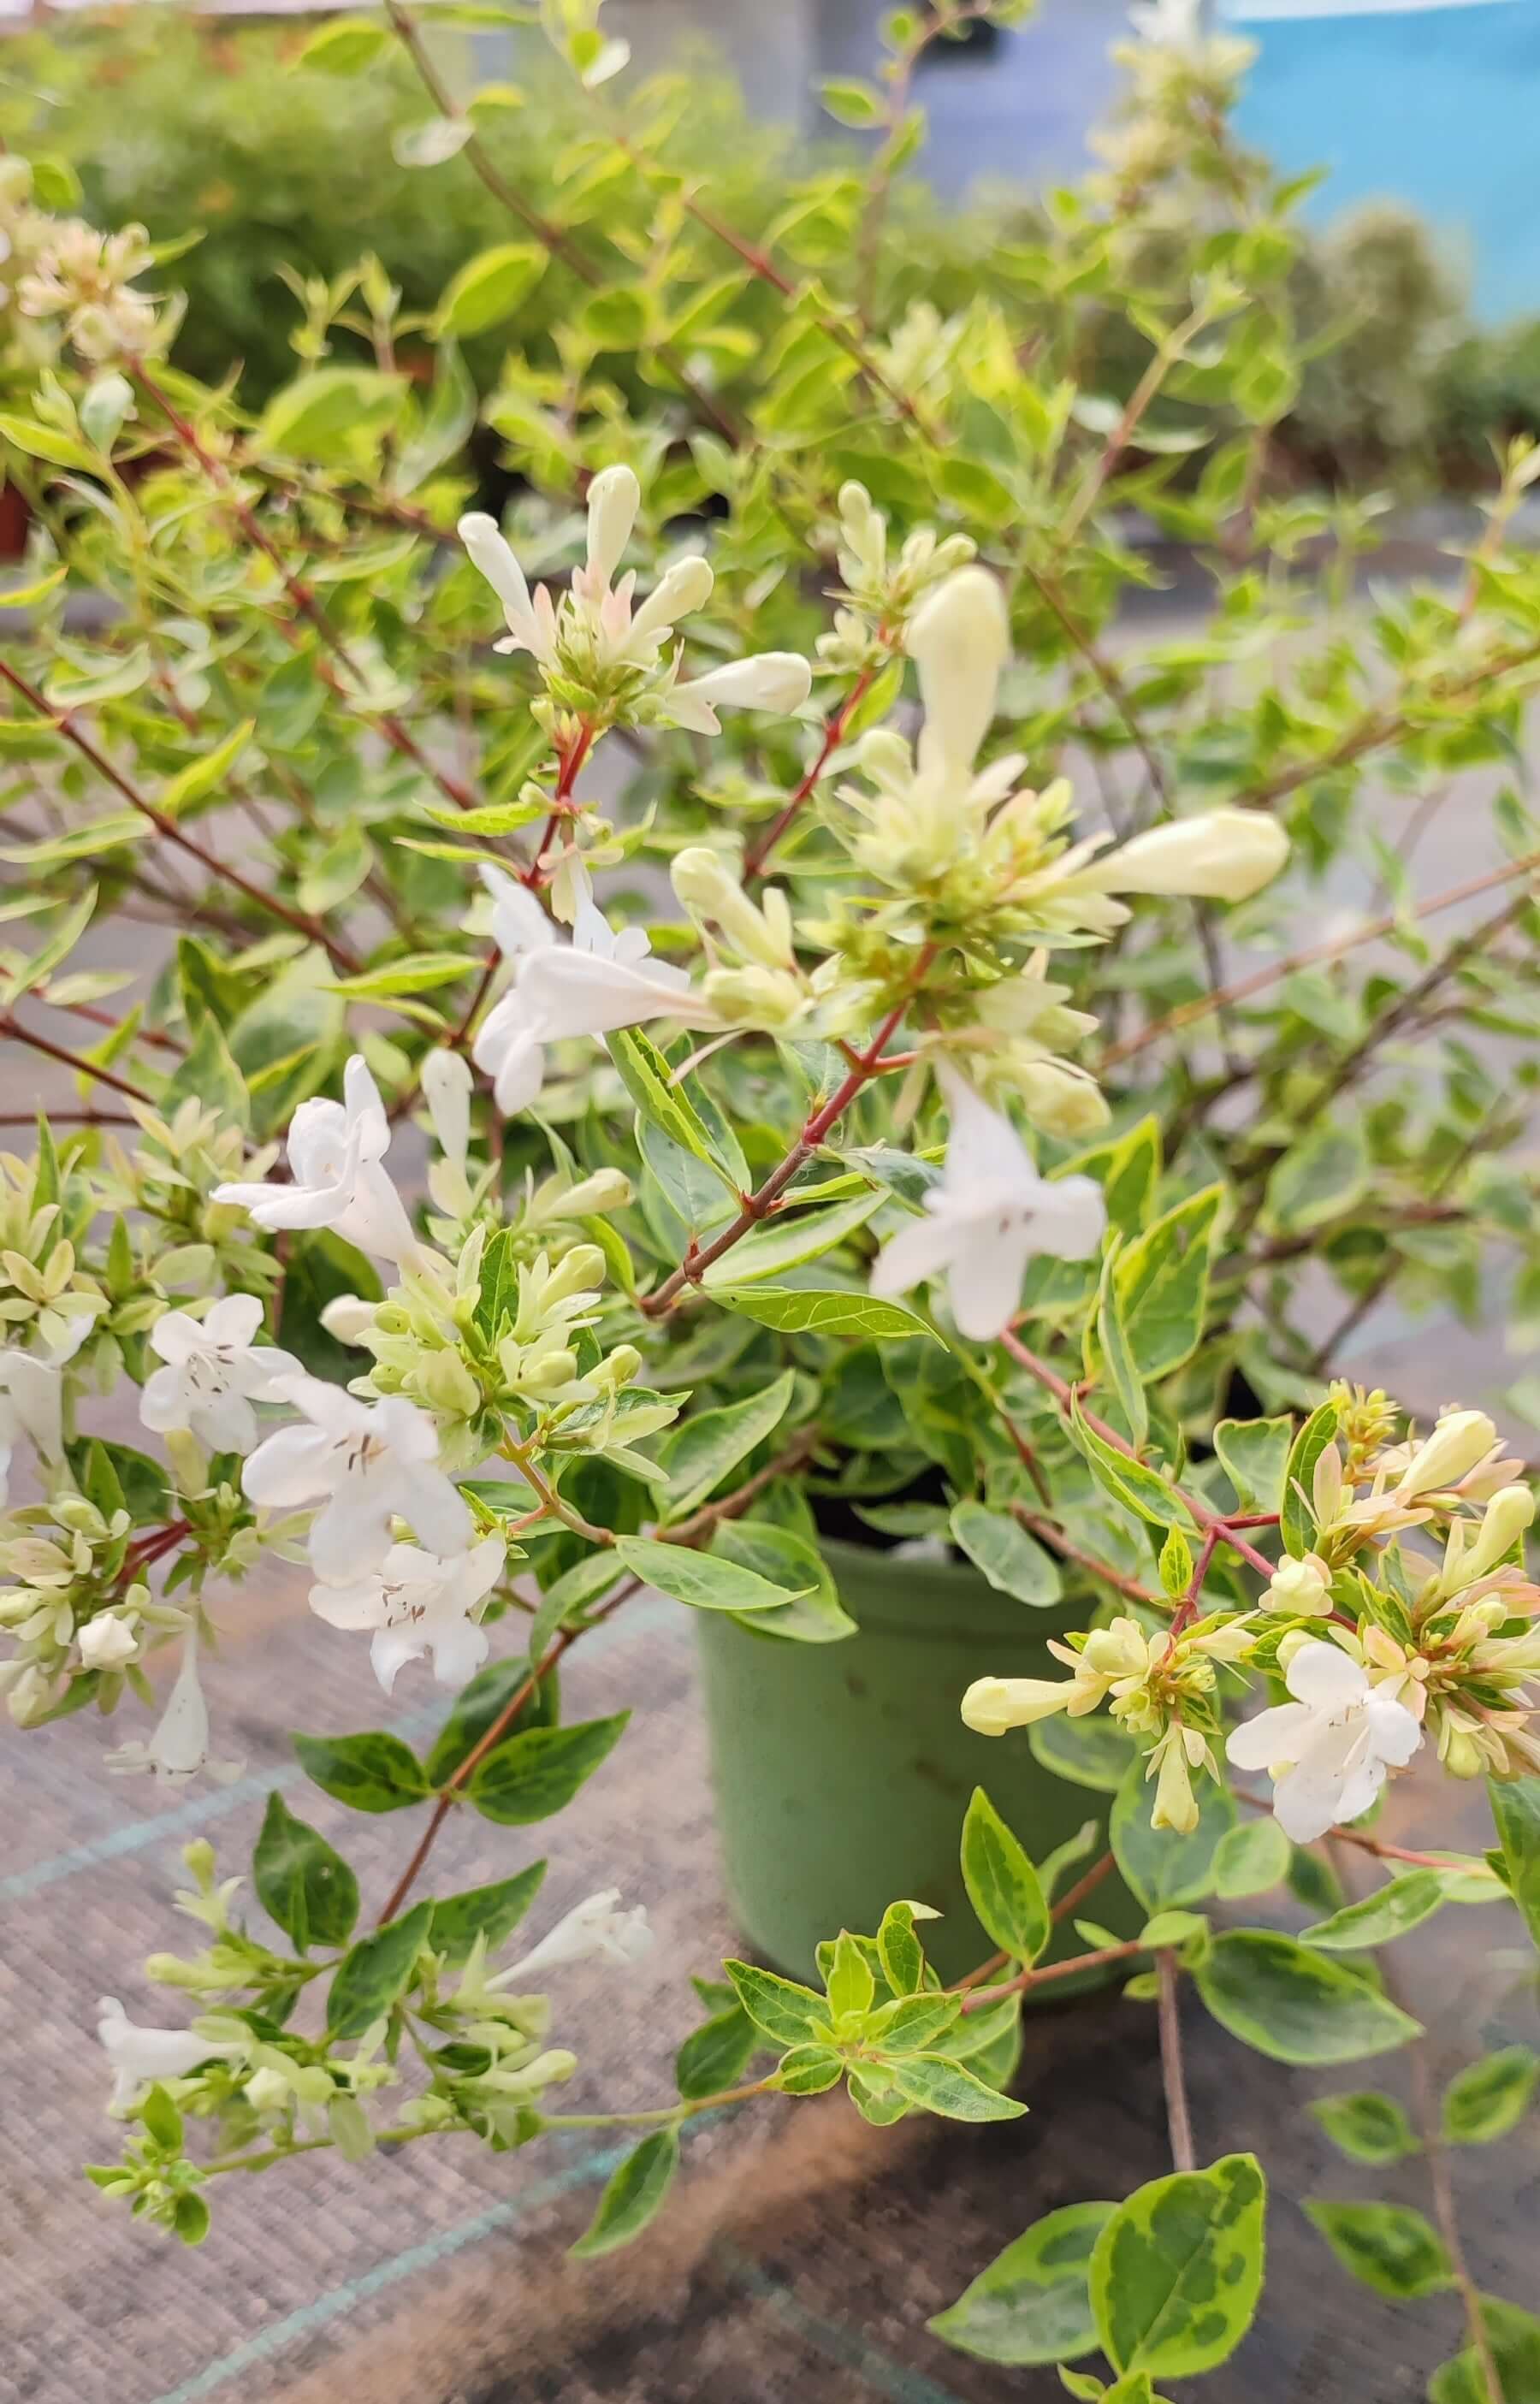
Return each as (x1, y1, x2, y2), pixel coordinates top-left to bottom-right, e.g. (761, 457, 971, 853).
(2, 0, 1538, 2388)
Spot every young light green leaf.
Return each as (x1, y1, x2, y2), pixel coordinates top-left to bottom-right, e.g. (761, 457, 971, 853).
(1089, 2152, 1266, 2378)
(701, 1192, 883, 1288)
(569, 2126, 680, 2258)
(710, 1283, 934, 1340)
(928, 2200, 1115, 2366)
(1112, 1186, 1223, 1381)
(608, 1027, 736, 1184)
(1069, 1405, 1194, 1531)
(1487, 1773, 1540, 1948)
(1281, 1398, 1342, 1560)
(962, 1788, 1051, 1964)
(888, 2053, 1028, 2123)
(1429, 2299, 1540, 2404)
(435, 240, 545, 338)
(723, 1959, 832, 2050)
(1301, 1869, 1449, 1950)
(1211, 1817, 1292, 1900)
(1211, 1416, 1293, 1516)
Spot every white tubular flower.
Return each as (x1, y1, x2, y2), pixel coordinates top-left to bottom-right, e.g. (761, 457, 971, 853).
(869, 1063, 1106, 1341)
(308, 1536, 505, 1695)
(664, 652, 814, 736)
(104, 1632, 242, 1785)
(578, 463, 641, 600)
(0, 1343, 67, 1506)
(486, 1888, 653, 1989)
(139, 1294, 299, 1454)
(1093, 808, 1289, 904)
(457, 510, 557, 666)
(214, 1055, 418, 1267)
(907, 564, 1009, 779)
(422, 1048, 474, 1171)
(242, 1375, 470, 1584)
(97, 1996, 245, 2113)
(1225, 1639, 1423, 1843)
(962, 1674, 1075, 1735)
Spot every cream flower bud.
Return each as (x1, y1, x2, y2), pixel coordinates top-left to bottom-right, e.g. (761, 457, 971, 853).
(685, 654, 812, 714)
(1460, 1484, 1534, 1584)
(1016, 1059, 1111, 1140)
(628, 553, 714, 646)
(458, 511, 533, 621)
(1441, 1726, 1486, 1780)
(907, 565, 1009, 778)
(1265, 1556, 1330, 1614)
(584, 464, 641, 591)
(960, 1674, 1069, 1735)
(1098, 808, 1288, 904)
(79, 1614, 139, 1671)
(1082, 1619, 1148, 1680)
(319, 1294, 376, 1345)
(245, 2067, 292, 2115)
(1397, 1410, 1498, 1498)
(551, 1168, 633, 1219)
(672, 847, 791, 969)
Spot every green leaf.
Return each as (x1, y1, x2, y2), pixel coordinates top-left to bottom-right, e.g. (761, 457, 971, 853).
(1441, 2046, 1539, 2146)
(293, 1730, 430, 1815)
(710, 1283, 933, 1340)
(613, 1535, 806, 1614)
(657, 1371, 796, 1521)
(435, 241, 545, 338)
(1111, 1762, 1235, 1913)
(326, 1901, 433, 2040)
(723, 1959, 832, 2050)
(1211, 1818, 1292, 1900)
(928, 2200, 1115, 2366)
(1304, 2200, 1452, 2300)
(950, 1503, 1063, 1607)
(608, 1027, 732, 1182)
(1095, 1250, 1149, 1446)
(888, 2054, 1028, 2123)
(1308, 2089, 1419, 2164)
(1113, 1187, 1223, 1380)
(1195, 1930, 1421, 2063)
(295, 14, 392, 70)
(0, 412, 98, 470)
(1302, 1870, 1449, 1950)
(158, 720, 256, 820)
(1488, 1774, 1540, 1948)
(1265, 1118, 1370, 1233)
(1089, 2152, 1266, 2378)
(1211, 1418, 1292, 1516)
(674, 2005, 757, 2102)
(252, 1792, 358, 1951)
(1030, 1710, 1139, 1795)
(1281, 1399, 1341, 1560)
(258, 365, 406, 465)
(569, 2127, 680, 2258)
(329, 950, 481, 999)
(1069, 1405, 1194, 1531)
(701, 1193, 883, 1288)
(467, 1713, 630, 1824)
(708, 1522, 857, 1643)
(962, 1789, 1051, 1964)
(774, 2045, 844, 2095)
(820, 75, 883, 126)
(875, 1900, 932, 1997)
(140, 2083, 183, 2151)
(427, 1864, 548, 1968)
(1429, 2299, 1540, 2404)
(424, 1650, 558, 1785)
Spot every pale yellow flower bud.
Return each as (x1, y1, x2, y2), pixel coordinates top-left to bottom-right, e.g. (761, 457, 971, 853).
(1397, 1411, 1497, 1498)
(960, 1674, 1070, 1736)
(1097, 808, 1288, 904)
(1266, 1557, 1330, 1614)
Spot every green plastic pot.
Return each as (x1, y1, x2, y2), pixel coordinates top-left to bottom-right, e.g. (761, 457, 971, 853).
(694, 1533, 1140, 1986)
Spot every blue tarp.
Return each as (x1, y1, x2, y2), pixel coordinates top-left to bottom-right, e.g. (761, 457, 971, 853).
(1227, 0, 1540, 321)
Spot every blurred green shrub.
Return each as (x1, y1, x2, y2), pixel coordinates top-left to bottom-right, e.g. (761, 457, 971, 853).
(3, 7, 1536, 486)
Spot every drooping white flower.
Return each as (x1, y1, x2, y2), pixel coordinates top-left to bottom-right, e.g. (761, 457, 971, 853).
(1225, 1638, 1423, 1842)
(1092, 808, 1288, 905)
(308, 1536, 505, 1694)
(661, 651, 814, 736)
(139, 1294, 299, 1455)
(242, 1374, 471, 1584)
(870, 1063, 1106, 1341)
(473, 859, 715, 1116)
(214, 1055, 418, 1266)
(422, 1048, 474, 1171)
(485, 1888, 653, 1990)
(97, 1995, 244, 2112)
(0, 1341, 68, 1507)
(104, 1632, 243, 1785)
